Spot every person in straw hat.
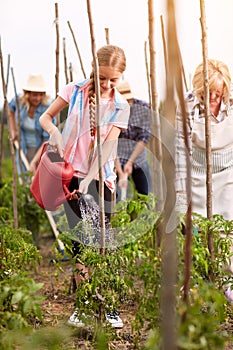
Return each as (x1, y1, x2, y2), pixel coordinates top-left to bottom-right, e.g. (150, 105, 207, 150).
(8, 74, 55, 174)
(115, 80, 151, 200)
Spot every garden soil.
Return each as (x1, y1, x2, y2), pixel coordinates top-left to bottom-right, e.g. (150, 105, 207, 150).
(33, 232, 233, 350)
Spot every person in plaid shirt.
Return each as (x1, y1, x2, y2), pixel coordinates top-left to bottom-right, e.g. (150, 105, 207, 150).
(115, 81, 151, 200)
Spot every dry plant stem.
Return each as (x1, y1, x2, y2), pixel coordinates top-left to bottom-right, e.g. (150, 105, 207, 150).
(63, 38, 69, 84)
(177, 45, 188, 92)
(86, 0, 106, 256)
(54, 3, 60, 127)
(67, 21, 86, 79)
(148, 0, 163, 211)
(11, 67, 24, 178)
(105, 28, 110, 44)
(0, 39, 18, 228)
(200, 0, 214, 262)
(0, 53, 10, 183)
(69, 62, 73, 82)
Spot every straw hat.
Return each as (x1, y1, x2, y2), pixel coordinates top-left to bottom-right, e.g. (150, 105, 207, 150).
(22, 74, 46, 92)
(117, 81, 134, 100)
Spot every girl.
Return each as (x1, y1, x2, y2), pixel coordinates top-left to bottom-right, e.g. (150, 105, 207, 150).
(39, 45, 130, 328)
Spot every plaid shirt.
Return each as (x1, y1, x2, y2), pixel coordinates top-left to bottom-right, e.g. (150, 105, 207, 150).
(117, 98, 151, 168)
(176, 90, 233, 192)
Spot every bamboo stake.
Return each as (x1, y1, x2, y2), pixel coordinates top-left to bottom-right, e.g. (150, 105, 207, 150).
(160, 15, 168, 88)
(67, 21, 86, 79)
(199, 0, 214, 263)
(104, 28, 110, 45)
(54, 3, 60, 127)
(148, 0, 163, 211)
(0, 53, 10, 183)
(63, 38, 69, 84)
(161, 4, 193, 311)
(200, 0, 212, 220)
(86, 0, 106, 325)
(55, 3, 59, 97)
(160, 0, 181, 347)
(144, 41, 151, 105)
(177, 45, 188, 92)
(69, 62, 73, 82)
(0, 38, 18, 228)
(86, 0, 105, 256)
(11, 68, 24, 177)
(174, 45, 193, 312)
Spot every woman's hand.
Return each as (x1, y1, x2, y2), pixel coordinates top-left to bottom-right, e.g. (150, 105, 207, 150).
(49, 127, 64, 157)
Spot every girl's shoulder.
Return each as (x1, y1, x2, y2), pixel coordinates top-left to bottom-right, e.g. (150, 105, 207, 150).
(59, 79, 90, 102)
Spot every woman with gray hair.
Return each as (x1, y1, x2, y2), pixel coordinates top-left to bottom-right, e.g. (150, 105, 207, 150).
(176, 59, 233, 218)
(176, 59, 233, 302)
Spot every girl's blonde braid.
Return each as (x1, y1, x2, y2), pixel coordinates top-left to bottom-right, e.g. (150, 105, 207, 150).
(88, 71, 96, 166)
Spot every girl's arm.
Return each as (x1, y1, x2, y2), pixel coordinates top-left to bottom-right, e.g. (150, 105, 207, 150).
(39, 96, 68, 157)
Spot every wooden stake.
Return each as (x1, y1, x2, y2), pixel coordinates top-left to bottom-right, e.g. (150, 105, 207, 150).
(0, 38, 18, 228)
(160, 15, 168, 88)
(144, 41, 151, 105)
(104, 28, 110, 44)
(199, 0, 214, 263)
(69, 62, 73, 82)
(148, 0, 163, 211)
(67, 21, 87, 79)
(11, 67, 24, 177)
(173, 30, 193, 314)
(55, 3, 60, 97)
(54, 3, 60, 127)
(63, 38, 69, 84)
(86, 0, 106, 256)
(0, 53, 10, 183)
(160, 0, 181, 347)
